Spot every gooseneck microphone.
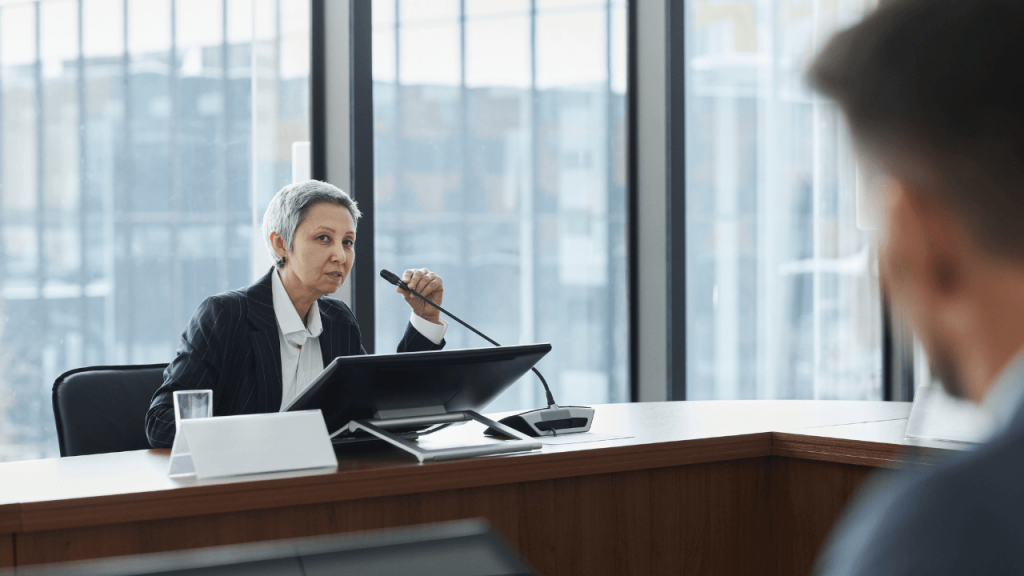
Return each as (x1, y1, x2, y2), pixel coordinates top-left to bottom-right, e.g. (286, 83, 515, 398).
(380, 268, 557, 408)
(379, 268, 595, 437)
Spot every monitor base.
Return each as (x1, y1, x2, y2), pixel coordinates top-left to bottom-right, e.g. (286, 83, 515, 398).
(343, 410, 542, 463)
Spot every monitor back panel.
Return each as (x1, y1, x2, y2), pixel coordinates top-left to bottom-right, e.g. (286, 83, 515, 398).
(296, 344, 551, 433)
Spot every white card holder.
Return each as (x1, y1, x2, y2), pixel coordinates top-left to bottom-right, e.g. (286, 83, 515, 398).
(169, 410, 337, 479)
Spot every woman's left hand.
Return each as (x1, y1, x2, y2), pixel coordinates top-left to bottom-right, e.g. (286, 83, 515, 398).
(399, 268, 444, 323)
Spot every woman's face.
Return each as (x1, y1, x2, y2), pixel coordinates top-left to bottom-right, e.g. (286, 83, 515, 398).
(277, 202, 355, 297)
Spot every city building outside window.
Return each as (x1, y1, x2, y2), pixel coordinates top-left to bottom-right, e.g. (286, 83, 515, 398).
(0, 0, 309, 461)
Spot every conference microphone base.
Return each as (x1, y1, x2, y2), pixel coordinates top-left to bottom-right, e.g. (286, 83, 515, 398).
(485, 405, 595, 438)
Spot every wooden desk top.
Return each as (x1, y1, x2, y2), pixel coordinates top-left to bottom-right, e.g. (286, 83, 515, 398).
(0, 400, 949, 536)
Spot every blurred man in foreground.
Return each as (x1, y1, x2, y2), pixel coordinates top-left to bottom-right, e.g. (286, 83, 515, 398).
(809, 0, 1024, 574)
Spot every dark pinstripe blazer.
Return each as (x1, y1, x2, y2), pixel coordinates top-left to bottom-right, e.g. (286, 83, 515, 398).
(145, 268, 444, 448)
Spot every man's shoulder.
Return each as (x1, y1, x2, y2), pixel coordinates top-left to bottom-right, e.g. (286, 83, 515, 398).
(893, 431, 1024, 566)
(817, 425, 1024, 575)
(918, 423, 1024, 508)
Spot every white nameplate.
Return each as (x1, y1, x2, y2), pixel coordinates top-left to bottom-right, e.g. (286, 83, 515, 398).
(169, 410, 337, 479)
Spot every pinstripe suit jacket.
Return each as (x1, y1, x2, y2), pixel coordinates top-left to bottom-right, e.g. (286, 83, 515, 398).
(145, 268, 445, 448)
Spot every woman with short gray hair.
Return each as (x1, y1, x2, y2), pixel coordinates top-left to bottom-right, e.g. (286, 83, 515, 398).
(261, 180, 362, 269)
(145, 180, 448, 448)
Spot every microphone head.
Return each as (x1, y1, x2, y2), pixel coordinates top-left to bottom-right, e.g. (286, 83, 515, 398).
(379, 269, 402, 286)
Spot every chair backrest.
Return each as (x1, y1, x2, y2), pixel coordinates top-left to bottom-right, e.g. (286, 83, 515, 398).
(52, 364, 168, 457)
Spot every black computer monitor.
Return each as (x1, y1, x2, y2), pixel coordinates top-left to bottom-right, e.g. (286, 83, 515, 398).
(283, 344, 551, 435)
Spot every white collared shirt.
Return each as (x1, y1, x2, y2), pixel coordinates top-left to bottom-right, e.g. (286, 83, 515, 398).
(271, 269, 449, 410)
(980, 347, 1024, 436)
(272, 269, 326, 410)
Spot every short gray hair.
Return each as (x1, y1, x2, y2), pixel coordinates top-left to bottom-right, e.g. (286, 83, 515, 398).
(262, 180, 362, 269)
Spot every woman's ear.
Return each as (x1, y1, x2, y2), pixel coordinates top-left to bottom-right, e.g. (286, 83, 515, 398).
(270, 232, 288, 263)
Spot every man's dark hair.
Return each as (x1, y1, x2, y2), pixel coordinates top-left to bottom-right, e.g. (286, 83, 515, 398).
(810, 0, 1024, 259)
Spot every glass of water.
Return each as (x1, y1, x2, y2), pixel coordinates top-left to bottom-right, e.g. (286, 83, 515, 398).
(173, 390, 213, 433)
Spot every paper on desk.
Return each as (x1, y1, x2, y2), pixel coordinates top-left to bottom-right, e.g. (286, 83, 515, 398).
(905, 383, 993, 444)
(536, 433, 631, 445)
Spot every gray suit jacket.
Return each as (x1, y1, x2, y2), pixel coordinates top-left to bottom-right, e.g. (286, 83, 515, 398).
(814, 400, 1024, 575)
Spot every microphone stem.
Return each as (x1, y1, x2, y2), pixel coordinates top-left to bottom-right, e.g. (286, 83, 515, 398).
(403, 286, 558, 408)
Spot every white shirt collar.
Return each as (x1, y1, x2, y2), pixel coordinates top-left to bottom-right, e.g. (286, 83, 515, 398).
(271, 268, 323, 344)
(980, 346, 1024, 435)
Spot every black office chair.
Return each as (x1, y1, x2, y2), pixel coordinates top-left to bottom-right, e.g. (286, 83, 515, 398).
(51, 364, 168, 457)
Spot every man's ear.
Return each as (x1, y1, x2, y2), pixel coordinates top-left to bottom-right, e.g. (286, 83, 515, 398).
(900, 185, 966, 296)
(270, 232, 288, 262)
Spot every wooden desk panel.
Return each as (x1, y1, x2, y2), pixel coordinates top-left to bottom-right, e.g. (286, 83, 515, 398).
(650, 458, 771, 575)
(770, 458, 875, 576)
(0, 535, 12, 569)
(0, 401, 948, 575)
(4, 433, 770, 535)
(0, 504, 17, 569)
(0, 401, 911, 509)
(16, 460, 777, 576)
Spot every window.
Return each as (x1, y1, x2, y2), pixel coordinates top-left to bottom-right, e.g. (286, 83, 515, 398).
(0, 0, 309, 462)
(685, 0, 882, 400)
(372, 0, 629, 412)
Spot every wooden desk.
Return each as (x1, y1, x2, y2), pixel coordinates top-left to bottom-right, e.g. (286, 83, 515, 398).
(0, 401, 958, 575)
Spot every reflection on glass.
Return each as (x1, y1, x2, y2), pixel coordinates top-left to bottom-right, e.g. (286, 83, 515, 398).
(373, 0, 629, 413)
(0, 0, 309, 462)
(685, 0, 882, 400)
(173, 389, 213, 433)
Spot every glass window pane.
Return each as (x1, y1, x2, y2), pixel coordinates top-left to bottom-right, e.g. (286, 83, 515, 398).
(83, 0, 123, 57)
(535, 8, 605, 88)
(0, 3, 36, 66)
(226, 0, 252, 44)
(373, 0, 396, 28)
(465, 0, 528, 18)
(465, 15, 529, 88)
(127, 0, 170, 54)
(0, 0, 309, 462)
(279, 0, 309, 79)
(400, 21, 461, 86)
(176, 0, 223, 49)
(685, 0, 882, 400)
(372, 27, 396, 82)
(374, 1, 629, 412)
(401, 0, 459, 23)
(538, 0, 604, 9)
(40, 1, 78, 62)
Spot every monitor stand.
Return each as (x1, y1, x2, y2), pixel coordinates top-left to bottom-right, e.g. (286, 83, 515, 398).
(339, 409, 542, 463)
